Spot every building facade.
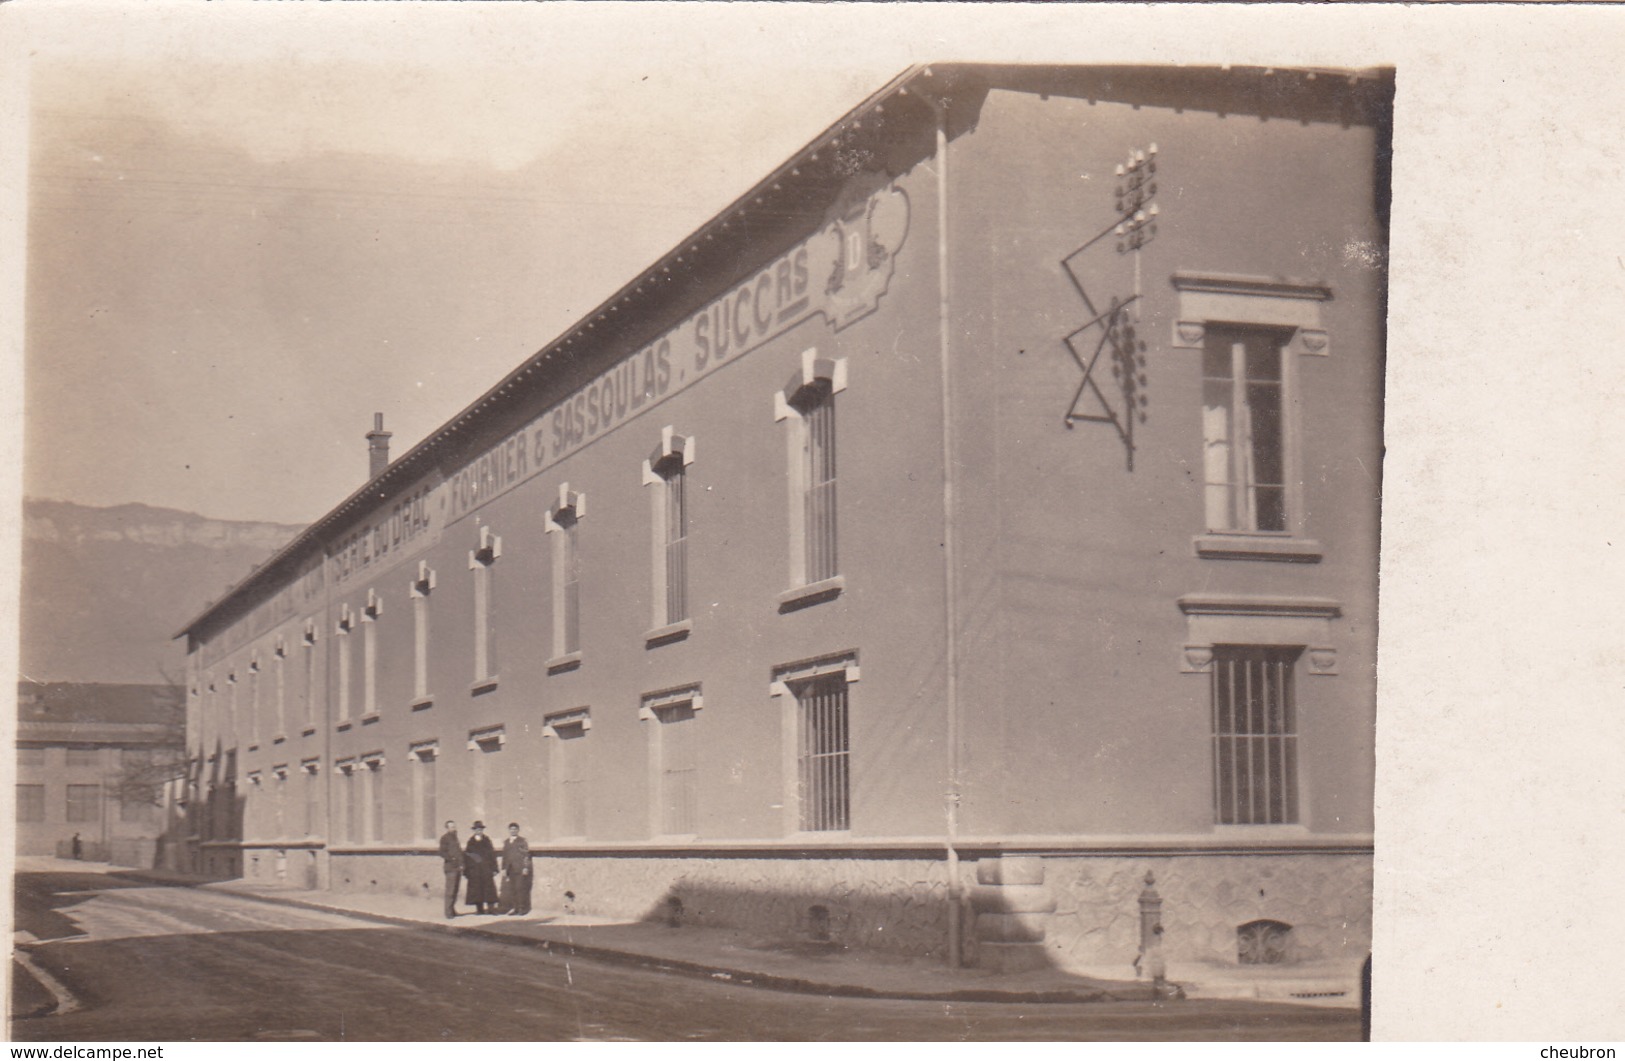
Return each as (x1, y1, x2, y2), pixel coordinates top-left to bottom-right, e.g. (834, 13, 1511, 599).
(175, 65, 1388, 974)
(16, 681, 183, 865)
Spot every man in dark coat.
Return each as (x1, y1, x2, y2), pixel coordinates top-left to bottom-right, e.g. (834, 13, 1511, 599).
(438, 820, 463, 919)
(500, 822, 533, 916)
(463, 821, 499, 914)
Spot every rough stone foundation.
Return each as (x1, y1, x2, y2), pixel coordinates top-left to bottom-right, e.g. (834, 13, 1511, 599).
(304, 848, 1370, 969)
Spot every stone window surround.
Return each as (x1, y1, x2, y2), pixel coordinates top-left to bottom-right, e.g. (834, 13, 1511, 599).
(773, 348, 849, 610)
(1171, 272, 1330, 564)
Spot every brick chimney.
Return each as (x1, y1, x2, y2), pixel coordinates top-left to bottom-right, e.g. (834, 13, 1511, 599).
(366, 413, 392, 479)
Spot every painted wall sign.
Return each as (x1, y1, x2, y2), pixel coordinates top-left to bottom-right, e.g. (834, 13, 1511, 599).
(443, 181, 911, 524)
(327, 477, 448, 589)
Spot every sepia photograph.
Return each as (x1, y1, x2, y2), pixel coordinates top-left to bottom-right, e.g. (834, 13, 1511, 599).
(3, 2, 1623, 1047)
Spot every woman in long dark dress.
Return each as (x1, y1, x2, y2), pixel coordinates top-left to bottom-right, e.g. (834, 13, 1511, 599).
(463, 821, 499, 914)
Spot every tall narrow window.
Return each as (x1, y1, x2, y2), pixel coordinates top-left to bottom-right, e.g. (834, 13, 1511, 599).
(273, 640, 288, 739)
(642, 688, 701, 837)
(302, 759, 321, 837)
(247, 657, 261, 744)
(335, 607, 356, 723)
(775, 352, 847, 599)
(364, 754, 385, 842)
(361, 590, 382, 718)
(793, 674, 849, 832)
(468, 726, 505, 827)
(546, 487, 585, 665)
(272, 766, 289, 837)
(1211, 646, 1301, 825)
(301, 621, 319, 731)
(335, 760, 359, 843)
(409, 562, 436, 706)
(411, 742, 438, 841)
(1203, 326, 1290, 533)
(643, 431, 695, 635)
(469, 526, 501, 688)
(802, 386, 838, 583)
(544, 709, 590, 839)
(226, 672, 239, 744)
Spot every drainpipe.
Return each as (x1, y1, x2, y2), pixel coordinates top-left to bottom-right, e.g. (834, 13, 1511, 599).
(926, 88, 964, 969)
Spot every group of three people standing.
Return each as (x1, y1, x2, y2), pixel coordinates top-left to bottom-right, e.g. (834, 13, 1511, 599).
(438, 820, 531, 918)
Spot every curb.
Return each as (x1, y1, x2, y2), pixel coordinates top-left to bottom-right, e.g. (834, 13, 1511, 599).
(118, 870, 1146, 1005)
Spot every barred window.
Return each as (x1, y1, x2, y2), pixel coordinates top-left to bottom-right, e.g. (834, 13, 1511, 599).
(799, 383, 838, 584)
(642, 688, 701, 836)
(1211, 646, 1301, 825)
(793, 673, 850, 832)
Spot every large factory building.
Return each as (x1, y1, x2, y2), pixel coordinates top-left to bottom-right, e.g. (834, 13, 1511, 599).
(174, 64, 1388, 974)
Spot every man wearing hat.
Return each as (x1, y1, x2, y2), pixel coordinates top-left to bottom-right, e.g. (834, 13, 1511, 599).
(463, 821, 499, 915)
(500, 822, 533, 916)
(438, 819, 464, 919)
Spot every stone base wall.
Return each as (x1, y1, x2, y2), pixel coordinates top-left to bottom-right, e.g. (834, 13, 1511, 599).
(312, 847, 1370, 969)
(1042, 852, 1372, 972)
(532, 855, 955, 958)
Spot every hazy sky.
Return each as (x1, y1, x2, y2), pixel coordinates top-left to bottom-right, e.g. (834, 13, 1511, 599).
(15, 8, 913, 524)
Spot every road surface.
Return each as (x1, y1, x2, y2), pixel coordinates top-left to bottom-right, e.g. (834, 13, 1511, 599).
(11, 868, 1357, 1041)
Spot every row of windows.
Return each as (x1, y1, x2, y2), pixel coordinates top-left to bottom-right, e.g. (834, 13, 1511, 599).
(14, 783, 153, 823)
(202, 645, 1306, 840)
(200, 370, 845, 745)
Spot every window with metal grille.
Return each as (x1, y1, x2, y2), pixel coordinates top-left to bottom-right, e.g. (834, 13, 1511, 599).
(656, 701, 698, 835)
(799, 382, 838, 583)
(794, 673, 850, 832)
(1211, 646, 1301, 825)
(16, 784, 45, 822)
(661, 463, 689, 626)
(66, 783, 101, 823)
(1202, 326, 1290, 533)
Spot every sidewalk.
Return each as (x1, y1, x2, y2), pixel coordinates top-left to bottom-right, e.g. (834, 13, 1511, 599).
(34, 858, 1359, 1008)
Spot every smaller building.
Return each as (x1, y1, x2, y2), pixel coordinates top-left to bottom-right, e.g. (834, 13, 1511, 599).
(15, 681, 184, 866)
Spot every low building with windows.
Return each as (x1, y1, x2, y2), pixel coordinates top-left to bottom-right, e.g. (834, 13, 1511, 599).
(174, 64, 1388, 973)
(15, 681, 184, 865)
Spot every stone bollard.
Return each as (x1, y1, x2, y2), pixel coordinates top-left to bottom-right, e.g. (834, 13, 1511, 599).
(970, 855, 1054, 973)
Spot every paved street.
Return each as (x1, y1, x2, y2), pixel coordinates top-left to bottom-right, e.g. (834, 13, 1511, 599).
(11, 868, 1358, 1041)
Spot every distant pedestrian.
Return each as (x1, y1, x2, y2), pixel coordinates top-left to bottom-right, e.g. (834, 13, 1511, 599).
(463, 822, 499, 914)
(500, 822, 533, 916)
(438, 820, 464, 919)
(71, 833, 83, 860)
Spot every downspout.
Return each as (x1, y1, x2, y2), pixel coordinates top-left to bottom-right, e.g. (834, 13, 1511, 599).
(927, 89, 965, 969)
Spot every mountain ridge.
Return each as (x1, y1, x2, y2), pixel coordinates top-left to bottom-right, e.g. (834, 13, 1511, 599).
(18, 498, 306, 684)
